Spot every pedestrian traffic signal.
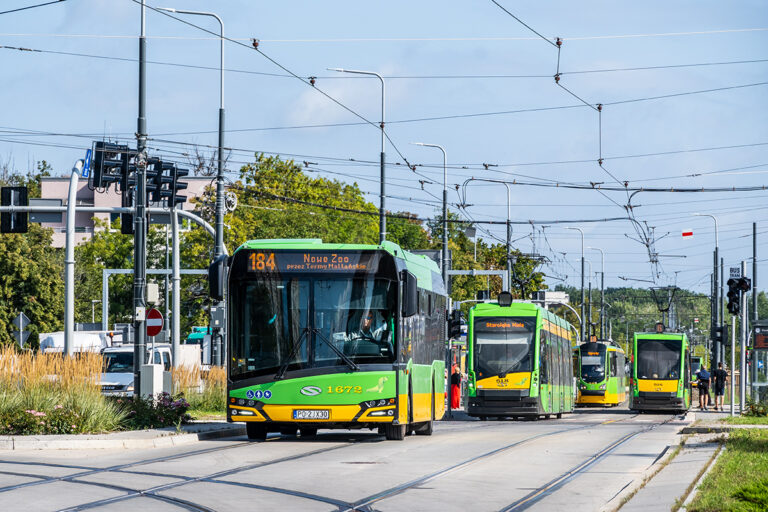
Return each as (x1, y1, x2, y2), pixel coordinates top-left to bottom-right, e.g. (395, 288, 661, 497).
(714, 324, 727, 345)
(727, 278, 741, 316)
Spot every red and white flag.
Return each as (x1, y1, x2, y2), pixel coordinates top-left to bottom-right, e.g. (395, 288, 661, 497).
(682, 229, 693, 238)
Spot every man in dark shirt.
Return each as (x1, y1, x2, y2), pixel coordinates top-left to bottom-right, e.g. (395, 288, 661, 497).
(713, 362, 728, 412)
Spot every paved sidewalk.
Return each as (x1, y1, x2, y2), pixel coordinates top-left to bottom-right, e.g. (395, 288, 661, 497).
(0, 421, 245, 451)
(620, 434, 719, 512)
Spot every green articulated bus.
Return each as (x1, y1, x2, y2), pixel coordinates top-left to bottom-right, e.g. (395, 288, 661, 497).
(574, 341, 627, 407)
(465, 295, 575, 420)
(209, 239, 448, 441)
(629, 330, 692, 413)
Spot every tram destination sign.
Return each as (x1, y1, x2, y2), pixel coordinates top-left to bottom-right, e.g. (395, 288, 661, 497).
(246, 250, 379, 273)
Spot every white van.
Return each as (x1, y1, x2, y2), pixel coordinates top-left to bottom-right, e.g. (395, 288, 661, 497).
(100, 344, 172, 396)
(39, 331, 114, 353)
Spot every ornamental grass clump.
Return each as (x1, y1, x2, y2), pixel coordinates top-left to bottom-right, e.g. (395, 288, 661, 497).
(173, 365, 226, 413)
(0, 345, 125, 434)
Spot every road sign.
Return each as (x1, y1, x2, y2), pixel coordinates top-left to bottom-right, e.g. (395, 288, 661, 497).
(730, 267, 742, 279)
(13, 312, 31, 348)
(29, 198, 63, 223)
(82, 148, 92, 178)
(146, 308, 163, 337)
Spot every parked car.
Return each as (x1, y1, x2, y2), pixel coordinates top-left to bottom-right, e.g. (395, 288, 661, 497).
(100, 344, 172, 396)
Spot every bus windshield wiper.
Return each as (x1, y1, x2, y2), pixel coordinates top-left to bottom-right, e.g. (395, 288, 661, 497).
(274, 328, 309, 380)
(312, 328, 360, 372)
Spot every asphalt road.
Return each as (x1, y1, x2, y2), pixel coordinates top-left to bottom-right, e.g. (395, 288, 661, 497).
(0, 407, 687, 512)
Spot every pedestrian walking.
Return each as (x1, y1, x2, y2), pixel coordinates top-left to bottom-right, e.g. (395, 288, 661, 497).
(713, 362, 728, 411)
(450, 365, 461, 410)
(697, 367, 711, 410)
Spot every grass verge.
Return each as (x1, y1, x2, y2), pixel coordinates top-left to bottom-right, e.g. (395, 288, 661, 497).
(688, 429, 768, 512)
(720, 416, 768, 425)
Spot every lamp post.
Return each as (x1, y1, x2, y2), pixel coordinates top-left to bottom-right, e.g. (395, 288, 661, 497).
(329, 68, 386, 243)
(159, 6, 226, 366)
(412, 143, 448, 288)
(693, 213, 719, 369)
(587, 247, 605, 338)
(567, 227, 585, 341)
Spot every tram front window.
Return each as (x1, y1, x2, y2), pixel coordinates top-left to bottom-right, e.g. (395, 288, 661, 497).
(580, 345, 606, 382)
(473, 317, 536, 377)
(637, 339, 682, 380)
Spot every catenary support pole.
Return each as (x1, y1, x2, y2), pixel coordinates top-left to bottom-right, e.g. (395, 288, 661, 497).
(731, 313, 736, 417)
(64, 168, 79, 357)
(172, 209, 181, 368)
(741, 260, 748, 412)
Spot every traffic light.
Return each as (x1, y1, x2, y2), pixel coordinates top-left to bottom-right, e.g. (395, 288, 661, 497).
(448, 310, 463, 339)
(1, 186, 28, 233)
(727, 278, 741, 316)
(714, 324, 728, 345)
(168, 165, 189, 208)
(738, 277, 752, 293)
(91, 142, 129, 189)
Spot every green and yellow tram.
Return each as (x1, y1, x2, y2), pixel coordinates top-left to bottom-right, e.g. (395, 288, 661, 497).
(574, 341, 627, 406)
(466, 295, 575, 420)
(209, 239, 448, 441)
(629, 330, 692, 412)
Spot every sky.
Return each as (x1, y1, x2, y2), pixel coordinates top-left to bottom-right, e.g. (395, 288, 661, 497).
(1, 0, 767, 297)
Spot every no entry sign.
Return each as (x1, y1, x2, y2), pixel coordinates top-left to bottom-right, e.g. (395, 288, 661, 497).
(146, 308, 164, 337)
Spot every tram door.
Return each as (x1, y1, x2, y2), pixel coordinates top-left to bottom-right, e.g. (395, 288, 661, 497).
(559, 341, 565, 410)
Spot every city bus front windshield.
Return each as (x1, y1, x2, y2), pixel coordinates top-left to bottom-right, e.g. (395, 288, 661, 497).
(473, 317, 536, 377)
(636, 339, 682, 380)
(230, 276, 396, 380)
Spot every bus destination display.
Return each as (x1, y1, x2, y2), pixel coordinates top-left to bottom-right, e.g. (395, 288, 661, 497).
(247, 251, 377, 273)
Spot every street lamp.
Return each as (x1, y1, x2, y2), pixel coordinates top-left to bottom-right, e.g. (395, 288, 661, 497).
(412, 142, 448, 288)
(329, 68, 386, 243)
(566, 227, 585, 341)
(587, 247, 605, 338)
(693, 213, 720, 368)
(159, 6, 226, 366)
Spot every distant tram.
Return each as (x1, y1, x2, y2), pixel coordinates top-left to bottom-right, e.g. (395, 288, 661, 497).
(574, 341, 627, 406)
(466, 294, 575, 420)
(629, 329, 692, 412)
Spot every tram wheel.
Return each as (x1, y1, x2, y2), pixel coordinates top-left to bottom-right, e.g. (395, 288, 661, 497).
(556, 412, 563, 419)
(384, 424, 407, 441)
(299, 427, 317, 438)
(245, 423, 267, 441)
(478, 416, 487, 421)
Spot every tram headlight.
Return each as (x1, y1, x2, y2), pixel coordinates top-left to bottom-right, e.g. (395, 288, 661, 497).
(599, 384, 607, 390)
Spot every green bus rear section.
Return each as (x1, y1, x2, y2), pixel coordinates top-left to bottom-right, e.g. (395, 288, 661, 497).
(227, 239, 447, 434)
(629, 331, 692, 412)
(466, 302, 575, 418)
(574, 343, 627, 406)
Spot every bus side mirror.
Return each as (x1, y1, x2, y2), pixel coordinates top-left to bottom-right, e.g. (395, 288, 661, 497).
(208, 254, 228, 301)
(401, 270, 418, 317)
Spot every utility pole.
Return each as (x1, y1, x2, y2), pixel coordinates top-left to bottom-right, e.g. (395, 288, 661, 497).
(133, 0, 149, 398)
(741, 260, 748, 413)
(567, 227, 585, 341)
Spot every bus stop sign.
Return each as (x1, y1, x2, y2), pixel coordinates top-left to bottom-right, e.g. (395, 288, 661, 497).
(146, 308, 163, 337)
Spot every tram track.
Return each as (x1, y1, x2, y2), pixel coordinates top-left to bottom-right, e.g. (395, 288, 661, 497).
(498, 413, 677, 511)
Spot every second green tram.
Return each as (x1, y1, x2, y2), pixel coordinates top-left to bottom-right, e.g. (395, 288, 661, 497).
(574, 341, 627, 406)
(629, 331, 692, 412)
(466, 299, 575, 419)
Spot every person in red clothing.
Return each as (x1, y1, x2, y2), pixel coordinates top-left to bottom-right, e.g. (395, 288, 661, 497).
(450, 364, 461, 409)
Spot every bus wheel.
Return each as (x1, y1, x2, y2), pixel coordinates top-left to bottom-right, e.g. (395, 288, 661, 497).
(246, 423, 267, 441)
(479, 416, 487, 421)
(414, 421, 434, 436)
(384, 424, 407, 441)
(280, 427, 298, 437)
(299, 427, 317, 438)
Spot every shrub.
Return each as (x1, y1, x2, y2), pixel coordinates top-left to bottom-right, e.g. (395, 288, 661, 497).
(118, 392, 190, 430)
(744, 398, 768, 417)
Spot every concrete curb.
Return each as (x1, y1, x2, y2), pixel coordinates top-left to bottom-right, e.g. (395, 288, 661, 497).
(0, 424, 245, 451)
(680, 443, 724, 510)
(602, 412, 694, 512)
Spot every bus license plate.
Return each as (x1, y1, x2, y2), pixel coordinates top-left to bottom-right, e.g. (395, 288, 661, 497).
(293, 409, 329, 420)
